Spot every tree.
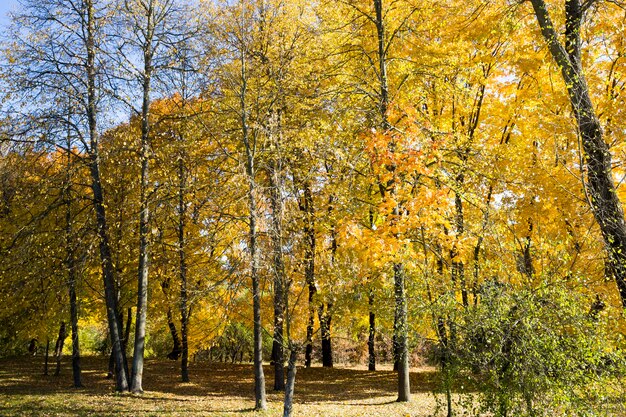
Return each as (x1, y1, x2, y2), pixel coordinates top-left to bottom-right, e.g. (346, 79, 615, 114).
(113, 0, 190, 394)
(528, 0, 626, 307)
(1, 0, 129, 392)
(212, 0, 268, 408)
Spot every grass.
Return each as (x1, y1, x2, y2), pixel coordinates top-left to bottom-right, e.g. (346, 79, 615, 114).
(0, 356, 448, 416)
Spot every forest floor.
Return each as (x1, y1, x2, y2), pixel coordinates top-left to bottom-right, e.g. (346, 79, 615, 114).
(0, 356, 453, 416)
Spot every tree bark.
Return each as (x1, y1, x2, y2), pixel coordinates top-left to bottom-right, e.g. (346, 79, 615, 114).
(85, 0, 128, 392)
(107, 342, 115, 379)
(437, 317, 453, 417)
(283, 345, 300, 417)
(124, 307, 132, 354)
(166, 307, 182, 360)
(453, 188, 468, 307)
(373, 0, 410, 400)
(69, 276, 82, 387)
(320, 195, 337, 369)
(130, 1, 155, 394)
(529, 0, 626, 307)
(108, 308, 130, 380)
(368, 290, 376, 371)
(179, 155, 190, 383)
(269, 156, 286, 391)
(44, 338, 50, 376)
(393, 264, 410, 402)
(240, 43, 266, 410)
(318, 304, 333, 368)
(302, 182, 316, 369)
(54, 322, 66, 377)
(64, 140, 82, 388)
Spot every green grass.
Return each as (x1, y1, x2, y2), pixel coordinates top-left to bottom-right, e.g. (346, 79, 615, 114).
(0, 356, 447, 416)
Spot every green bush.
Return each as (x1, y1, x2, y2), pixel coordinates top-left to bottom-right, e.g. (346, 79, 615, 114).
(447, 280, 623, 417)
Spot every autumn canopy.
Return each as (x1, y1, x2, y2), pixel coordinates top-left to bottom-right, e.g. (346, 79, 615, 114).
(0, 0, 625, 415)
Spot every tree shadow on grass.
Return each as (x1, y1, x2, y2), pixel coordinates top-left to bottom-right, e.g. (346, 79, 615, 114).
(0, 356, 446, 408)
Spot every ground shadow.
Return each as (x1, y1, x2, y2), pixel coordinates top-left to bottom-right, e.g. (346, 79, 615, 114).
(0, 355, 448, 409)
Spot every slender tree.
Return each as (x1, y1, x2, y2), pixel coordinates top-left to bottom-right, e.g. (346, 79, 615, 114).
(113, 0, 188, 393)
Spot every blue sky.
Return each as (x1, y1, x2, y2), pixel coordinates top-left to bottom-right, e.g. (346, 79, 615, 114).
(0, 0, 17, 27)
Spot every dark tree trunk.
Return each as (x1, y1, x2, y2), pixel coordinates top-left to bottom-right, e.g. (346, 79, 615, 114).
(393, 264, 410, 402)
(519, 222, 535, 279)
(180, 304, 190, 382)
(69, 278, 82, 387)
(177, 154, 190, 382)
(108, 308, 130, 380)
(85, 0, 128, 391)
(54, 322, 67, 377)
(123, 307, 132, 354)
(283, 346, 300, 417)
(319, 194, 337, 370)
(368, 291, 376, 371)
(64, 144, 82, 388)
(304, 283, 316, 368)
(301, 182, 316, 368)
(392, 333, 399, 371)
(44, 338, 50, 376)
(165, 307, 181, 360)
(268, 154, 286, 391)
(318, 304, 333, 368)
(530, 0, 626, 307)
(437, 317, 453, 417)
(453, 190, 468, 307)
(107, 344, 115, 379)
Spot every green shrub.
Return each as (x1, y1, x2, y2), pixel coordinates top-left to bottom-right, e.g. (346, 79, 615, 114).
(448, 280, 623, 417)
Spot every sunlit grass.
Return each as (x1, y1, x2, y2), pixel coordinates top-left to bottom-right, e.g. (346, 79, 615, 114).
(0, 356, 444, 416)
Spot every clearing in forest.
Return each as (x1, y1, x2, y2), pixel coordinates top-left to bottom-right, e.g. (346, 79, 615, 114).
(0, 356, 446, 416)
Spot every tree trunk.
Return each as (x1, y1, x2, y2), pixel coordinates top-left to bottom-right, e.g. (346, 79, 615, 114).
(320, 195, 337, 369)
(453, 189, 468, 307)
(472, 185, 493, 305)
(302, 182, 316, 369)
(394, 264, 410, 402)
(166, 307, 182, 360)
(318, 304, 333, 368)
(123, 307, 132, 354)
(373, 0, 410, 399)
(107, 343, 115, 379)
(437, 317, 453, 417)
(269, 157, 286, 391)
(240, 45, 266, 410)
(54, 322, 67, 377)
(180, 298, 190, 383)
(305, 284, 316, 368)
(392, 333, 399, 371)
(178, 156, 190, 382)
(529, 0, 626, 307)
(368, 291, 376, 371)
(108, 308, 130, 380)
(69, 275, 82, 387)
(64, 143, 82, 388)
(44, 338, 50, 376)
(85, 0, 128, 391)
(250, 177, 266, 409)
(283, 346, 300, 417)
(130, 0, 157, 393)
